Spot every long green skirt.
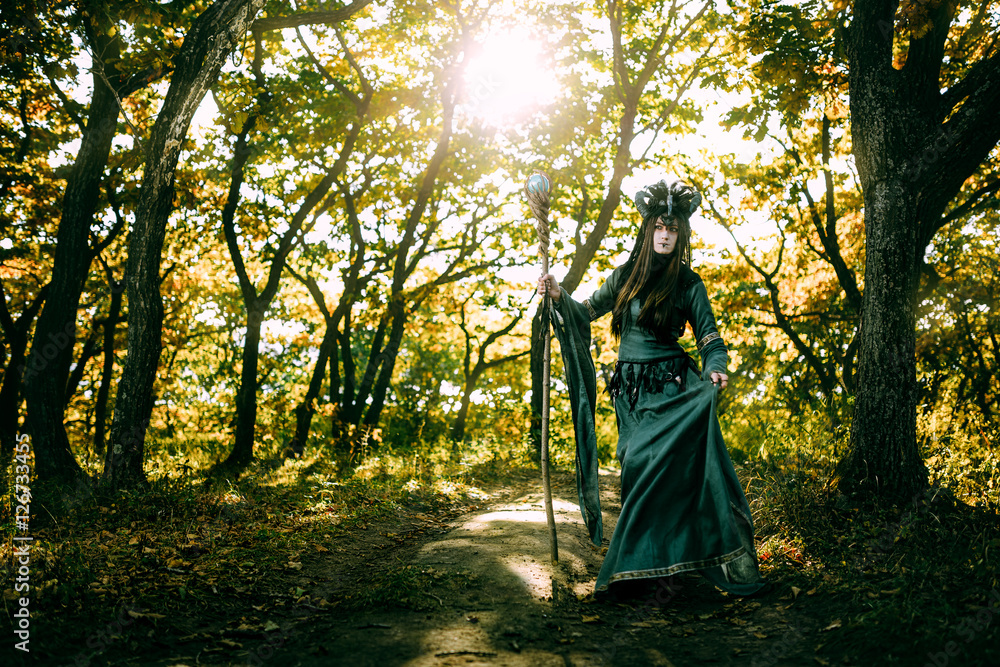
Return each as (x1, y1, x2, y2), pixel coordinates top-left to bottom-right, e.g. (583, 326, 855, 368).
(595, 362, 765, 597)
(548, 293, 765, 598)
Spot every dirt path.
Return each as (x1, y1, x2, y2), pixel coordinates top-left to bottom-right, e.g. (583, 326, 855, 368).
(240, 469, 843, 667)
(71, 468, 851, 667)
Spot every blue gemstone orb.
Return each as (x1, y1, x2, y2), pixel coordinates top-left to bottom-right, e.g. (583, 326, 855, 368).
(526, 173, 550, 195)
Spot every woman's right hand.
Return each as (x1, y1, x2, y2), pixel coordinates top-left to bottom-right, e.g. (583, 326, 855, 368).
(537, 274, 561, 301)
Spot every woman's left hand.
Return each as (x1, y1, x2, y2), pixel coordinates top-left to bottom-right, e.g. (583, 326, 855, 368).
(709, 372, 728, 389)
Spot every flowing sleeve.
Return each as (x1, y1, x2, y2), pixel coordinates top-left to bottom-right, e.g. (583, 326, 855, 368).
(577, 266, 625, 321)
(549, 289, 604, 546)
(688, 278, 729, 378)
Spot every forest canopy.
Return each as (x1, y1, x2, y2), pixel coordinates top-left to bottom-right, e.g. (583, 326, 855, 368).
(1, 0, 998, 507)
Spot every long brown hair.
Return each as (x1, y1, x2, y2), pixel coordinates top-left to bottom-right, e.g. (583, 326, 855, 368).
(610, 214, 692, 342)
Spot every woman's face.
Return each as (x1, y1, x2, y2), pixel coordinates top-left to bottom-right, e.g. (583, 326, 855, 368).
(653, 216, 679, 255)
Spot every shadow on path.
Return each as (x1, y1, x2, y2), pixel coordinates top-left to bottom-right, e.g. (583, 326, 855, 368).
(260, 471, 830, 667)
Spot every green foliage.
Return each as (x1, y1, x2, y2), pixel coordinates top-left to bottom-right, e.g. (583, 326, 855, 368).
(2, 3, 998, 664)
(736, 406, 999, 663)
(729, 0, 847, 128)
(0, 0, 996, 535)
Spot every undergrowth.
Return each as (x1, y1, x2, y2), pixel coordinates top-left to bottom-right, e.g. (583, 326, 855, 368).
(0, 436, 523, 663)
(733, 409, 1000, 665)
(3, 412, 998, 665)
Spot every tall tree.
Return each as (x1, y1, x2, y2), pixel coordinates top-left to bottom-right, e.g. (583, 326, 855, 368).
(691, 111, 865, 413)
(721, 0, 999, 500)
(102, 0, 375, 485)
(103, 0, 268, 490)
(312, 1, 514, 435)
(0, 282, 46, 469)
(92, 255, 124, 454)
(838, 0, 1000, 501)
(20, 0, 166, 490)
(214, 20, 374, 471)
(285, 196, 391, 453)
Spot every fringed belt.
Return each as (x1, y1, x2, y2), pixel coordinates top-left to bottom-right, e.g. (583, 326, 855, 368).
(608, 356, 699, 411)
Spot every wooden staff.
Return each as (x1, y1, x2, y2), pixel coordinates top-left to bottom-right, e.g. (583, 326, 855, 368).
(525, 170, 558, 564)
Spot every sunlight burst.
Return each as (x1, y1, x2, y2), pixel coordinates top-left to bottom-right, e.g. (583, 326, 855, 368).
(462, 28, 559, 126)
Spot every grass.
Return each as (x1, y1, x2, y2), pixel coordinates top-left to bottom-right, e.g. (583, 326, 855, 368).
(1, 437, 520, 664)
(731, 414, 1000, 665)
(3, 417, 998, 665)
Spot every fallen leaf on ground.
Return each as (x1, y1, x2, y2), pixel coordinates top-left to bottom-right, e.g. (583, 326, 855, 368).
(128, 611, 166, 620)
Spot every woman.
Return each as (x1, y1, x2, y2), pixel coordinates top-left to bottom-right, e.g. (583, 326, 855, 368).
(537, 179, 768, 599)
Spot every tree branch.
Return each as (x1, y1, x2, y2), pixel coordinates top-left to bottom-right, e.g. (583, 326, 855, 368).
(251, 0, 375, 36)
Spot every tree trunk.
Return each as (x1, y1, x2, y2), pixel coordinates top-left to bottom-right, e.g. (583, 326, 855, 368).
(217, 146, 342, 472)
(451, 387, 474, 443)
(104, 0, 266, 491)
(451, 368, 486, 444)
(22, 66, 120, 488)
(0, 341, 28, 467)
(332, 329, 348, 439)
(837, 183, 927, 501)
(63, 327, 101, 407)
(450, 303, 527, 445)
(837, 0, 929, 503)
(362, 300, 408, 428)
(0, 285, 47, 469)
(224, 307, 264, 469)
(345, 310, 389, 424)
(94, 284, 123, 454)
(291, 324, 335, 453)
(835, 0, 1000, 503)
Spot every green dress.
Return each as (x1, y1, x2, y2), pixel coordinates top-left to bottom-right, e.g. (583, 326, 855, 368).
(551, 263, 766, 597)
